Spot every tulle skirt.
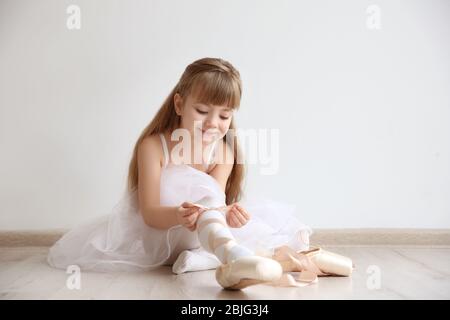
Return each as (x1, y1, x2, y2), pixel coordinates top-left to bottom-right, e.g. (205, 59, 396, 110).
(47, 190, 312, 272)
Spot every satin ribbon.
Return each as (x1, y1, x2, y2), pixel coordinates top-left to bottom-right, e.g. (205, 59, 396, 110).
(192, 203, 231, 214)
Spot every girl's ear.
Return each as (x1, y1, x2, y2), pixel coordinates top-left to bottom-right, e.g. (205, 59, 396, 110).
(174, 93, 183, 116)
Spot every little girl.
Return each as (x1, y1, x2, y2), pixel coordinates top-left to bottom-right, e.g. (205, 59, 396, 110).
(48, 57, 313, 289)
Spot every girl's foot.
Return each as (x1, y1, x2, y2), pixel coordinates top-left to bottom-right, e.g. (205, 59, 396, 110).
(172, 249, 221, 274)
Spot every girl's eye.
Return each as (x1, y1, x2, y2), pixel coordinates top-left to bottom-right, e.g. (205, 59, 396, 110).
(196, 108, 230, 120)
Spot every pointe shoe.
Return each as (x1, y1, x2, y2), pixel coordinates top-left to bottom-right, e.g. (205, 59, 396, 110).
(215, 256, 283, 290)
(303, 247, 353, 276)
(273, 246, 353, 276)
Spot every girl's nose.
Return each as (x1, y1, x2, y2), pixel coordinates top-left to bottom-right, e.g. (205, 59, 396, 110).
(204, 117, 219, 129)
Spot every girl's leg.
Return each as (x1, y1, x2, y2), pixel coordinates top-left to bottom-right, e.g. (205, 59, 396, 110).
(194, 197, 282, 289)
(169, 206, 250, 274)
(195, 209, 254, 264)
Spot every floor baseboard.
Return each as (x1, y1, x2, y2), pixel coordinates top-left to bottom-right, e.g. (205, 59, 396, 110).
(1, 228, 449, 247)
(310, 228, 450, 247)
(0, 229, 66, 247)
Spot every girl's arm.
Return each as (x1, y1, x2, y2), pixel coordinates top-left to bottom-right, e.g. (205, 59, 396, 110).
(141, 205, 179, 229)
(137, 136, 179, 229)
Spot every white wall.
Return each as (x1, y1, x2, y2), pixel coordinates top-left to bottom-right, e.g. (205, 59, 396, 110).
(0, 0, 449, 230)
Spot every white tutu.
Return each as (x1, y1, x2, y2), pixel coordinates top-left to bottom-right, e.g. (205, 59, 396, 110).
(48, 163, 312, 272)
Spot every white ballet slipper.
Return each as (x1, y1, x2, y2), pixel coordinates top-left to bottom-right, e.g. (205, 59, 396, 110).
(215, 256, 283, 290)
(172, 249, 221, 274)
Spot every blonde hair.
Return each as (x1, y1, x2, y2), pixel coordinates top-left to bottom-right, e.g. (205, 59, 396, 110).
(127, 57, 245, 204)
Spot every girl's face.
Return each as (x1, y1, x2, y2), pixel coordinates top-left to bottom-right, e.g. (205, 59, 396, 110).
(174, 93, 234, 144)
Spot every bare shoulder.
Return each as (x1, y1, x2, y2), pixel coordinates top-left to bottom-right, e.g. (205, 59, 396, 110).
(137, 134, 164, 213)
(138, 134, 164, 168)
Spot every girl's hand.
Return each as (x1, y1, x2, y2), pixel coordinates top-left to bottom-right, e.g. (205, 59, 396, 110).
(226, 203, 251, 228)
(176, 202, 206, 232)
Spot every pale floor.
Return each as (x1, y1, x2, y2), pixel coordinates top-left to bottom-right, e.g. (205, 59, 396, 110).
(0, 246, 449, 300)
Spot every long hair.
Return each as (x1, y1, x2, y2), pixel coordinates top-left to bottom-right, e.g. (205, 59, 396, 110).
(127, 57, 245, 204)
